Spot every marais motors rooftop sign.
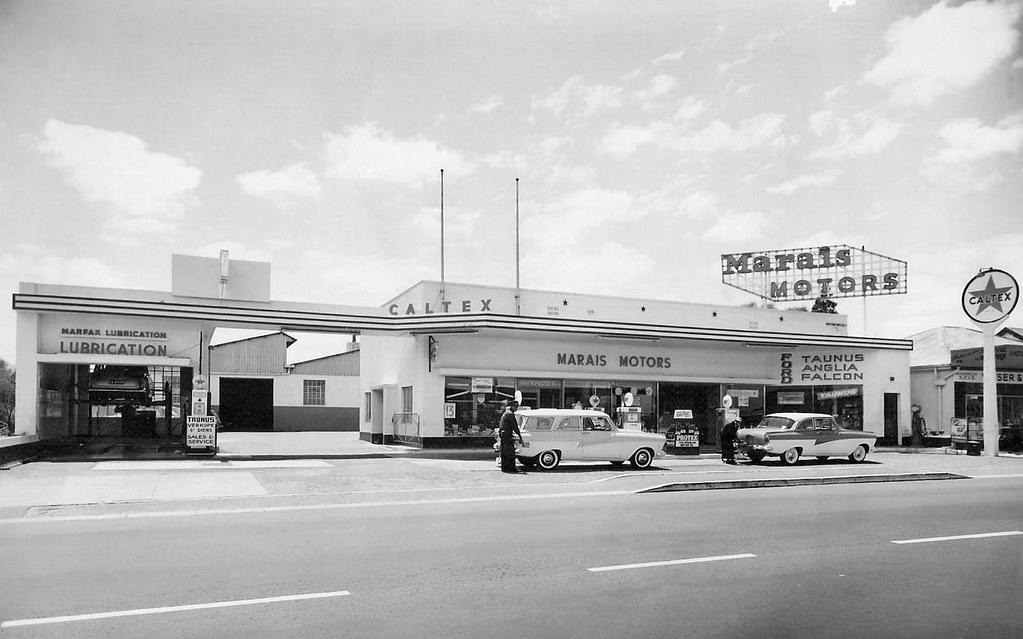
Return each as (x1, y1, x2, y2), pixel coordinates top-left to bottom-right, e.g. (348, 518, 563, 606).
(721, 245, 907, 302)
(962, 268, 1018, 324)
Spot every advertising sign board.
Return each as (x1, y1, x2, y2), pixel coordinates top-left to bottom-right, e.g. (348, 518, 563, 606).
(721, 244, 907, 302)
(186, 415, 217, 453)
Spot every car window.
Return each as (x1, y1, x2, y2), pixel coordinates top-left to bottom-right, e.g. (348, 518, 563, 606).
(814, 417, 836, 431)
(554, 416, 581, 431)
(758, 416, 795, 429)
(520, 416, 554, 431)
(583, 416, 613, 431)
(795, 419, 815, 431)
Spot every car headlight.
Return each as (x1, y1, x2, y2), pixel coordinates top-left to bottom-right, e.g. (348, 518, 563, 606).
(763, 434, 770, 444)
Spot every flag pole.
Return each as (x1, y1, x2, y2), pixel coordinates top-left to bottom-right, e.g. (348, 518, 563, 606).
(440, 169, 445, 302)
(515, 178, 521, 316)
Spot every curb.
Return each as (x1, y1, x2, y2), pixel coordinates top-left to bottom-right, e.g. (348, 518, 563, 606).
(638, 472, 969, 493)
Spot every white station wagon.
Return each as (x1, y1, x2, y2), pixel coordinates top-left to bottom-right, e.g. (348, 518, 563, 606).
(735, 412, 876, 465)
(504, 408, 665, 470)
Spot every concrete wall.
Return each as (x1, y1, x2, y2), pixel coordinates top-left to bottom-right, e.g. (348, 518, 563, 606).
(273, 406, 359, 431)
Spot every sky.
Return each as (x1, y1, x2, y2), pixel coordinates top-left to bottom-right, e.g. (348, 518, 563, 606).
(1, 0, 1022, 366)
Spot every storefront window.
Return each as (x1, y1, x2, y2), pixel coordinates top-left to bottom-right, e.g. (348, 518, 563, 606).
(722, 384, 765, 426)
(765, 385, 863, 430)
(611, 382, 657, 432)
(443, 376, 515, 437)
(564, 380, 612, 412)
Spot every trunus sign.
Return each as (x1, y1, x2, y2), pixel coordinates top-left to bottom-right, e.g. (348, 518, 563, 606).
(721, 245, 907, 302)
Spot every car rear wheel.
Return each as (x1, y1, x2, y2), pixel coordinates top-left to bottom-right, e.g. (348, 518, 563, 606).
(537, 450, 560, 470)
(630, 448, 654, 469)
(781, 448, 801, 465)
(848, 445, 868, 463)
(747, 450, 766, 463)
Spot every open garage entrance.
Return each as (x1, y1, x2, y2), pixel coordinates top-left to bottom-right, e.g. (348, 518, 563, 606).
(218, 378, 273, 431)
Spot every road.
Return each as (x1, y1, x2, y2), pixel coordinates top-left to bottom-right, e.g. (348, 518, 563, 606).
(1, 475, 1021, 638)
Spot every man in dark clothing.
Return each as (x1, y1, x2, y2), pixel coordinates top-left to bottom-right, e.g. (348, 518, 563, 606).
(499, 400, 524, 473)
(720, 418, 740, 464)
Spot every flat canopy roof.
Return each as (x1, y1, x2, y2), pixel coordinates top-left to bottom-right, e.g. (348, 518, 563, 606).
(14, 291, 912, 351)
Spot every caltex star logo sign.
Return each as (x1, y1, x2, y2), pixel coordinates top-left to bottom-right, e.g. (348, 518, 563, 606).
(962, 269, 1019, 324)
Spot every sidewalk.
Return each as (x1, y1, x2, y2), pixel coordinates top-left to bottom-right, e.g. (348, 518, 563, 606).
(0, 431, 1020, 522)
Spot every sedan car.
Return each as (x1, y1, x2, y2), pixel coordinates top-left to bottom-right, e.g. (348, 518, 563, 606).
(499, 408, 665, 470)
(735, 412, 876, 465)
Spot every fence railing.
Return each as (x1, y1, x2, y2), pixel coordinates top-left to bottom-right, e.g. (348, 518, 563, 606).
(391, 412, 421, 447)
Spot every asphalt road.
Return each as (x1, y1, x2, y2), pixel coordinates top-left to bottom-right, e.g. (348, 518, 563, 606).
(1, 475, 1021, 639)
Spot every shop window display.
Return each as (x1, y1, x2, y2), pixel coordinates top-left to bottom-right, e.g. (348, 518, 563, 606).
(443, 376, 515, 437)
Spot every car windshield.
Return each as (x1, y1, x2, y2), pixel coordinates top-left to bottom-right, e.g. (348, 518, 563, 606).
(756, 416, 796, 430)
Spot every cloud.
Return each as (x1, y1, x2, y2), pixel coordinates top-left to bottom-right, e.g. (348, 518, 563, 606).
(675, 97, 709, 121)
(703, 211, 768, 242)
(469, 95, 503, 114)
(864, 0, 1022, 107)
(600, 122, 663, 155)
(237, 164, 322, 205)
(928, 113, 1023, 164)
(812, 116, 903, 158)
(532, 76, 624, 117)
(830, 0, 856, 13)
(652, 48, 686, 65)
(767, 170, 840, 195)
(671, 114, 788, 153)
(324, 123, 473, 185)
(35, 119, 201, 219)
(674, 190, 721, 219)
(635, 74, 678, 108)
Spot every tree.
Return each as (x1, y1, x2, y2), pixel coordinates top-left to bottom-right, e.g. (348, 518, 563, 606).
(811, 294, 837, 314)
(0, 359, 15, 434)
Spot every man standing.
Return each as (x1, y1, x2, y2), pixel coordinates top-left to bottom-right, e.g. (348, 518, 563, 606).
(499, 399, 524, 473)
(720, 418, 740, 464)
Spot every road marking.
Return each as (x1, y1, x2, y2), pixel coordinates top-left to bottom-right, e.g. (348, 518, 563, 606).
(0, 490, 637, 524)
(92, 460, 333, 471)
(0, 590, 351, 628)
(588, 553, 756, 573)
(891, 530, 1023, 545)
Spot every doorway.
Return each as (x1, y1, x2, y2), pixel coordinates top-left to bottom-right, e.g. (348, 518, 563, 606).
(883, 393, 899, 445)
(218, 378, 273, 431)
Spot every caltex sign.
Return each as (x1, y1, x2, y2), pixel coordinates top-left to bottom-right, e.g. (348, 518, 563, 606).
(962, 268, 1019, 324)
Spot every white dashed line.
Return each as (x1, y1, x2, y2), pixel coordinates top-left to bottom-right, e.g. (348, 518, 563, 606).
(588, 553, 756, 572)
(0, 590, 351, 628)
(891, 530, 1023, 545)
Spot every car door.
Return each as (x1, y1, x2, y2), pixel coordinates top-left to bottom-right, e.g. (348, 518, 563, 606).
(811, 416, 842, 456)
(581, 414, 622, 460)
(552, 416, 584, 461)
(791, 417, 818, 454)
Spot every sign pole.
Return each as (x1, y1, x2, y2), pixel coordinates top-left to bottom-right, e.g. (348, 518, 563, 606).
(982, 323, 997, 457)
(961, 267, 1018, 458)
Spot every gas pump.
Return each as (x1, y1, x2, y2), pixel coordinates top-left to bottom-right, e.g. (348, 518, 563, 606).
(665, 409, 700, 455)
(616, 392, 643, 431)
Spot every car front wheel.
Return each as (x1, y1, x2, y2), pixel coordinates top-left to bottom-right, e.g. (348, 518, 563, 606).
(781, 448, 801, 465)
(537, 450, 560, 470)
(848, 445, 868, 463)
(630, 448, 654, 469)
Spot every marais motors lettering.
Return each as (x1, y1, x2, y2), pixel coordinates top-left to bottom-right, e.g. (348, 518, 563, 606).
(780, 353, 863, 383)
(59, 327, 169, 356)
(722, 247, 901, 299)
(557, 353, 672, 369)
(388, 299, 493, 315)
